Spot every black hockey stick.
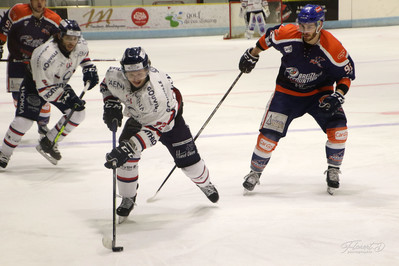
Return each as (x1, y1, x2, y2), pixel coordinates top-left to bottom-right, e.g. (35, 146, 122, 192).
(147, 72, 244, 202)
(102, 120, 124, 252)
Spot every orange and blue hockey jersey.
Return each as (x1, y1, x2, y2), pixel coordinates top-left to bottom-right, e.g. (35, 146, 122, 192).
(0, 3, 61, 60)
(0, 3, 61, 92)
(256, 24, 355, 96)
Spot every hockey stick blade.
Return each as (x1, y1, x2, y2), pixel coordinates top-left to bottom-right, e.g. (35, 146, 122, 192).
(146, 192, 159, 203)
(102, 236, 124, 252)
(112, 246, 124, 252)
(35, 145, 58, 165)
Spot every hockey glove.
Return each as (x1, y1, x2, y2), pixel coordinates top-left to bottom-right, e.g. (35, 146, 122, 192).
(239, 48, 259, 73)
(82, 65, 99, 90)
(103, 99, 123, 131)
(59, 85, 86, 111)
(104, 140, 136, 169)
(319, 91, 345, 114)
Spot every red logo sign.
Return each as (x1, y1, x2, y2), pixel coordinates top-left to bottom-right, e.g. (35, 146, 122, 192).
(131, 8, 149, 27)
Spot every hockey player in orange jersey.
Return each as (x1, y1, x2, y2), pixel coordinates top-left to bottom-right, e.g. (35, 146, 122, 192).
(238, 4, 355, 195)
(0, 0, 61, 138)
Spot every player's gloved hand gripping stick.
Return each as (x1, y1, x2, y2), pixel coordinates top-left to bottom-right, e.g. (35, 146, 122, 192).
(52, 82, 91, 147)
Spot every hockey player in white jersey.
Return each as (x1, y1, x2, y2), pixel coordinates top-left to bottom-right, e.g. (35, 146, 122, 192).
(101, 47, 219, 222)
(0, 19, 99, 168)
(240, 0, 270, 39)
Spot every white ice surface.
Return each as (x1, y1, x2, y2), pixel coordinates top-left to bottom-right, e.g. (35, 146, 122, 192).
(0, 26, 398, 266)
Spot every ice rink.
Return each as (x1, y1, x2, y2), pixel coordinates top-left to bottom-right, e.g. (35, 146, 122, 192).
(1, 25, 398, 266)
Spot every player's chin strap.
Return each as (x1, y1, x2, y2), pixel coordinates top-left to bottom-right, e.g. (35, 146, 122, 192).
(52, 82, 90, 147)
(147, 72, 244, 203)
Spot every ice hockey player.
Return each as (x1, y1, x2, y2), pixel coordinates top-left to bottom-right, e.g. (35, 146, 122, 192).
(101, 47, 219, 223)
(238, 4, 355, 195)
(0, 0, 62, 138)
(240, 0, 270, 39)
(0, 19, 99, 168)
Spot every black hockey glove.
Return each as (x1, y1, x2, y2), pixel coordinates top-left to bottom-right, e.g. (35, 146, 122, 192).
(319, 91, 345, 114)
(82, 65, 99, 90)
(103, 99, 123, 131)
(239, 48, 259, 73)
(104, 140, 136, 169)
(59, 85, 86, 111)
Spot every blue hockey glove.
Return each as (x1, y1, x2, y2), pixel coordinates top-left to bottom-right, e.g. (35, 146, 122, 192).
(104, 140, 136, 169)
(103, 99, 123, 131)
(319, 91, 345, 114)
(82, 65, 99, 90)
(59, 85, 86, 111)
(239, 48, 259, 73)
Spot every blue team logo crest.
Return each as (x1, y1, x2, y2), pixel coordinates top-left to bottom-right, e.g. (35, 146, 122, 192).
(285, 67, 299, 78)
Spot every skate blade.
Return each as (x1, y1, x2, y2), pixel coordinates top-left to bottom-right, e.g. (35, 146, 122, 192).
(327, 187, 336, 195)
(118, 216, 128, 224)
(35, 145, 58, 165)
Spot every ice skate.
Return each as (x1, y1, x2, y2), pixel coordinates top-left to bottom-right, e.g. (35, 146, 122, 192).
(198, 182, 219, 203)
(243, 170, 261, 192)
(36, 136, 61, 165)
(0, 151, 10, 169)
(325, 166, 341, 195)
(117, 196, 136, 224)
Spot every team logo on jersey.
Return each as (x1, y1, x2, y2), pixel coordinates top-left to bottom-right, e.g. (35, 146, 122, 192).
(285, 67, 323, 86)
(284, 45, 292, 53)
(337, 49, 346, 59)
(285, 67, 299, 78)
(309, 56, 325, 68)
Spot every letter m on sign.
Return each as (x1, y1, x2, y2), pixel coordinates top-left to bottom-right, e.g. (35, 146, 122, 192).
(83, 9, 113, 28)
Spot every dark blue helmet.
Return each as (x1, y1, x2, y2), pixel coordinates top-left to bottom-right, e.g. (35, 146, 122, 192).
(120, 47, 149, 72)
(59, 19, 81, 38)
(297, 4, 325, 24)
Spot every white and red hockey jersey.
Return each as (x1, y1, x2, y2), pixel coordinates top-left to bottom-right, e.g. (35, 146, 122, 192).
(101, 66, 179, 151)
(30, 37, 92, 102)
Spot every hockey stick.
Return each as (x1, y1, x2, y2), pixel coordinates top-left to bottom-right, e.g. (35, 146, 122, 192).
(102, 120, 124, 252)
(0, 58, 117, 63)
(147, 72, 244, 202)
